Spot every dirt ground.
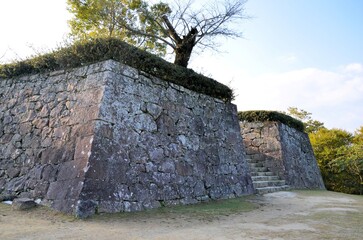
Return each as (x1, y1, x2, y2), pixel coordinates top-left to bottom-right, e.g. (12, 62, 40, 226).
(0, 190, 362, 240)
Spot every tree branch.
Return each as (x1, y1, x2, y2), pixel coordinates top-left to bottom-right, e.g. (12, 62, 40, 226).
(122, 23, 175, 49)
(161, 15, 182, 44)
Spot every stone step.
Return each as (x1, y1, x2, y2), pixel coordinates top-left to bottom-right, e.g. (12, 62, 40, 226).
(249, 167, 268, 172)
(246, 159, 263, 165)
(246, 158, 257, 162)
(250, 171, 275, 176)
(251, 175, 280, 181)
(248, 162, 265, 168)
(255, 185, 291, 195)
(253, 180, 286, 188)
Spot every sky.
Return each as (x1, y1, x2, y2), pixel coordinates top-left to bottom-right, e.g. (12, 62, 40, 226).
(0, 0, 362, 132)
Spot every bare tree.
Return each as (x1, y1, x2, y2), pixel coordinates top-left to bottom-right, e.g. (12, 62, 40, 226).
(124, 0, 248, 67)
(0, 49, 7, 63)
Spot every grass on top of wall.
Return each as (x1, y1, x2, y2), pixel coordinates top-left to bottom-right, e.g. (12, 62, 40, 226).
(238, 110, 305, 132)
(0, 38, 233, 102)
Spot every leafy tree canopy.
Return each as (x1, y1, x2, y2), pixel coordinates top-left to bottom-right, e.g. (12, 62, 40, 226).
(285, 107, 325, 133)
(353, 126, 363, 144)
(284, 107, 362, 194)
(67, 0, 248, 67)
(67, 0, 170, 55)
(310, 127, 363, 195)
(309, 128, 353, 166)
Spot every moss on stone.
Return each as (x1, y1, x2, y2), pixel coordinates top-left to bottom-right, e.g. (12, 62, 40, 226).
(0, 38, 233, 101)
(238, 110, 305, 132)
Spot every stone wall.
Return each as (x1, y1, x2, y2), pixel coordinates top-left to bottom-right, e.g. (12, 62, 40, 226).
(240, 121, 325, 189)
(0, 61, 107, 213)
(0, 60, 254, 217)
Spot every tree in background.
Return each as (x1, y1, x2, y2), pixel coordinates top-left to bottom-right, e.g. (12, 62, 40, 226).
(67, 0, 248, 67)
(310, 128, 363, 195)
(310, 128, 352, 191)
(286, 107, 363, 194)
(353, 126, 363, 144)
(285, 107, 325, 133)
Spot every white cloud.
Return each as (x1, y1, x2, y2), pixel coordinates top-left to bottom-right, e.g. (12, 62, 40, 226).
(341, 63, 363, 73)
(0, 0, 70, 63)
(229, 64, 363, 132)
(190, 54, 363, 132)
(277, 54, 298, 64)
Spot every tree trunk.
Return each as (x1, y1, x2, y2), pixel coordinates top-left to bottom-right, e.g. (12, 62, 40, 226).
(173, 27, 198, 68)
(174, 42, 194, 67)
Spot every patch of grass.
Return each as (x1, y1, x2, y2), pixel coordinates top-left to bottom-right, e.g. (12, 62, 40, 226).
(238, 110, 305, 132)
(160, 197, 257, 216)
(0, 38, 233, 101)
(93, 196, 257, 222)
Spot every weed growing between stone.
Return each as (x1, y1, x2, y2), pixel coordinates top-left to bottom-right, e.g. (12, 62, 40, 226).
(238, 110, 305, 132)
(0, 38, 233, 101)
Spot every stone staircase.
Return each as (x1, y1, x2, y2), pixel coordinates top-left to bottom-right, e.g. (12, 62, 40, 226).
(247, 158, 290, 194)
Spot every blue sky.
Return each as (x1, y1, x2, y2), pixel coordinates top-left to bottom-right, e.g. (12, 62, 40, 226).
(237, 0, 363, 73)
(1, 0, 362, 132)
(190, 0, 363, 132)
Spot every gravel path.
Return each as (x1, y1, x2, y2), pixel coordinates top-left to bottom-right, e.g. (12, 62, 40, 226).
(1, 190, 362, 240)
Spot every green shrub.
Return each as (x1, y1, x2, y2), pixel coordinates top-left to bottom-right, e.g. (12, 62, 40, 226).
(238, 110, 305, 132)
(0, 38, 233, 101)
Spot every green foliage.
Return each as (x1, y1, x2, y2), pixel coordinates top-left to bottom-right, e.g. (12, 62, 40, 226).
(310, 128, 363, 195)
(353, 126, 363, 144)
(67, 0, 169, 56)
(309, 128, 352, 166)
(287, 107, 363, 195)
(0, 38, 233, 101)
(96, 196, 257, 222)
(238, 110, 305, 132)
(285, 107, 325, 133)
(67, 0, 248, 67)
